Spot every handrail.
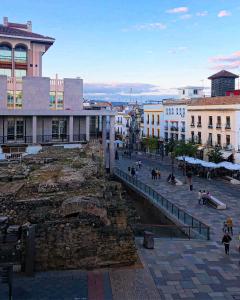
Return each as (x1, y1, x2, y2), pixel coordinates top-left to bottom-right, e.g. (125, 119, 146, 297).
(114, 167, 210, 240)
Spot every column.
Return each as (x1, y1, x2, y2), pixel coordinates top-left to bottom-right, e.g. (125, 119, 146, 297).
(32, 116, 37, 144)
(102, 116, 107, 168)
(69, 116, 73, 142)
(86, 116, 90, 141)
(109, 115, 115, 174)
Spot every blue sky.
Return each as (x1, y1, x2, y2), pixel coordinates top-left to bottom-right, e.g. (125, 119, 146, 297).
(2, 0, 240, 101)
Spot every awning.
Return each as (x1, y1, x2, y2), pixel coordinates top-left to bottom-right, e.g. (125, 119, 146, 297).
(220, 150, 233, 160)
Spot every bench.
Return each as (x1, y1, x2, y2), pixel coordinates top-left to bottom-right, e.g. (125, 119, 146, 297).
(204, 195, 226, 210)
(224, 176, 240, 185)
(175, 178, 183, 186)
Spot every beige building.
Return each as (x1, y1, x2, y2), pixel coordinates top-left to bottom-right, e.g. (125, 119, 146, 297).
(187, 96, 240, 158)
(143, 104, 164, 138)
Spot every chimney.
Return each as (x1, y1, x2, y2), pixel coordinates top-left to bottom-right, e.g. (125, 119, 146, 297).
(27, 21, 32, 32)
(3, 17, 8, 26)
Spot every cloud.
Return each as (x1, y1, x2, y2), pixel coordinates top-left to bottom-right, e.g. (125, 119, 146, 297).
(83, 82, 176, 101)
(218, 10, 231, 17)
(166, 7, 189, 14)
(179, 14, 192, 20)
(210, 51, 240, 70)
(168, 46, 188, 54)
(133, 22, 167, 31)
(196, 11, 208, 17)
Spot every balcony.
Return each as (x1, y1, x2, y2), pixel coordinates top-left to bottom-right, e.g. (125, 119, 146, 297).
(164, 126, 168, 131)
(216, 124, 222, 129)
(190, 123, 195, 127)
(0, 136, 33, 145)
(181, 128, 185, 132)
(0, 55, 12, 62)
(208, 124, 213, 129)
(197, 123, 202, 128)
(151, 121, 154, 125)
(225, 124, 231, 130)
(170, 126, 179, 132)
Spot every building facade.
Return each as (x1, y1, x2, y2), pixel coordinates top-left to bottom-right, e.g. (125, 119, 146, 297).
(0, 17, 115, 171)
(163, 100, 188, 142)
(143, 104, 164, 139)
(208, 70, 239, 97)
(178, 86, 204, 99)
(115, 110, 131, 141)
(187, 96, 240, 158)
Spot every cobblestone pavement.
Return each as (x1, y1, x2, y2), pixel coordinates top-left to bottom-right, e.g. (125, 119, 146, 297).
(116, 154, 240, 242)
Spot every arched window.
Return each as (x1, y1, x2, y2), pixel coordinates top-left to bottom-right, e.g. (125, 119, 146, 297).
(14, 45, 27, 63)
(0, 43, 12, 62)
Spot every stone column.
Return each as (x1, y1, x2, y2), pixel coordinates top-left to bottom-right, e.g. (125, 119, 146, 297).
(69, 116, 73, 142)
(32, 116, 37, 144)
(102, 116, 107, 168)
(86, 116, 90, 141)
(109, 115, 115, 174)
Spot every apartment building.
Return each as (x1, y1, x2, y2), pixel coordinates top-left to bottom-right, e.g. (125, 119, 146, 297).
(143, 104, 164, 139)
(115, 110, 131, 141)
(163, 100, 188, 141)
(0, 17, 115, 171)
(178, 86, 204, 99)
(187, 96, 240, 158)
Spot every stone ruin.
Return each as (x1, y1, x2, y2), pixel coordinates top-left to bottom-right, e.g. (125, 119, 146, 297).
(0, 145, 137, 271)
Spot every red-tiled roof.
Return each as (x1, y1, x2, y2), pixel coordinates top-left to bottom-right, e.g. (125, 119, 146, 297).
(208, 70, 239, 79)
(0, 25, 54, 42)
(189, 96, 240, 106)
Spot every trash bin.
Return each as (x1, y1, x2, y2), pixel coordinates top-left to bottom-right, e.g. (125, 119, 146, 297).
(143, 231, 154, 249)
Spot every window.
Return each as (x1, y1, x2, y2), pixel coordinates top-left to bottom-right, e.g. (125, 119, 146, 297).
(172, 108, 174, 114)
(176, 108, 178, 115)
(147, 114, 149, 124)
(197, 132, 201, 144)
(179, 108, 182, 114)
(0, 44, 12, 62)
(7, 119, 24, 140)
(152, 128, 154, 137)
(157, 115, 160, 125)
(166, 108, 168, 115)
(182, 90, 185, 95)
(193, 89, 198, 95)
(217, 134, 221, 146)
(191, 116, 195, 126)
(208, 116, 213, 127)
(147, 128, 150, 137)
(226, 116, 231, 128)
(52, 119, 67, 139)
(14, 45, 27, 63)
(50, 92, 56, 108)
(226, 135, 230, 145)
(15, 69, 26, 78)
(152, 114, 154, 125)
(208, 133, 213, 146)
(217, 116, 221, 127)
(191, 131, 194, 143)
(57, 92, 64, 109)
(181, 134, 185, 141)
(0, 68, 11, 76)
(15, 91, 23, 108)
(7, 91, 14, 109)
(197, 116, 201, 127)
(157, 129, 160, 138)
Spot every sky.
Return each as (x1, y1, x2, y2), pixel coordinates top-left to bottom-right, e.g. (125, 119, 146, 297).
(1, 0, 240, 101)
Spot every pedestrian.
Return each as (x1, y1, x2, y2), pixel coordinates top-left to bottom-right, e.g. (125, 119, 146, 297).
(135, 169, 139, 179)
(198, 190, 202, 204)
(202, 190, 206, 205)
(155, 168, 159, 180)
(222, 221, 227, 233)
(226, 217, 233, 235)
(207, 170, 211, 180)
(139, 160, 142, 169)
(128, 166, 131, 174)
(222, 232, 232, 255)
(158, 170, 161, 179)
(151, 168, 155, 180)
(131, 166, 135, 177)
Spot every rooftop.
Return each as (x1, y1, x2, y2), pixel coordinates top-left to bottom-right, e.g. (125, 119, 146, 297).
(188, 96, 240, 106)
(163, 99, 190, 105)
(208, 70, 239, 80)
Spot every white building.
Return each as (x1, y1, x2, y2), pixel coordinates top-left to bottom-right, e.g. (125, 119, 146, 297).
(143, 104, 164, 139)
(178, 86, 204, 99)
(115, 110, 131, 141)
(163, 100, 188, 141)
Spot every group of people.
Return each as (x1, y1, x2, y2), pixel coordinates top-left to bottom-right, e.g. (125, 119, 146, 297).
(151, 168, 161, 180)
(198, 190, 211, 205)
(128, 160, 142, 178)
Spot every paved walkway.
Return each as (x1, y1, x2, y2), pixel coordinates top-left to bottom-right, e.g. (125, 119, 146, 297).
(1, 239, 240, 299)
(116, 154, 240, 242)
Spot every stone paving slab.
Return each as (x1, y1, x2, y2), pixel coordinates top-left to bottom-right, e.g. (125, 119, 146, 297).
(116, 155, 240, 242)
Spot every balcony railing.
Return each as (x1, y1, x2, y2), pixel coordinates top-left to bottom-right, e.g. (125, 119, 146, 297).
(164, 126, 168, 131)
(181, 128, 185, 132)
(225, 124, 231, 130)
(190, 123, 195, 127)
(197, 123, 202, 128)
(208, 124, 213, 129)
(170, 126, 179, 131)
(216, 124, 222, 129)
(0, 55, 12, 62)
(0, 136, 33, 145)
(37, 135, 69, 143)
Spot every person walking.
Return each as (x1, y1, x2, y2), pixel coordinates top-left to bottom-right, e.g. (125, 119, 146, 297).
(226, 217, 233, 235)
(151, 168, 156, 180)
(128, 166, 131, 174)
(198, 190, 202, 205)
(222, 221, 227, 233)
(131, 166, 135, 177)
(222, 232, 232, 255)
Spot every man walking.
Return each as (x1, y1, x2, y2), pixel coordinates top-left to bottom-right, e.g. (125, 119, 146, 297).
(222, 232, 232, 255)
(226, 217, 233, 235)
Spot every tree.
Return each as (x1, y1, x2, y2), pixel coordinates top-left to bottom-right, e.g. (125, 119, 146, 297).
(174, 141, 198, 183)
(208, 147, 224, 163)
(142, 137, 159, 153)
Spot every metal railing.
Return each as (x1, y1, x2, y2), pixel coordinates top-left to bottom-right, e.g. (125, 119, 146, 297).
(0, 136, 33, 144)
(114, 167, 210, 240)
(73, 134, 87, 142)
(37, 135, 69, 143)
